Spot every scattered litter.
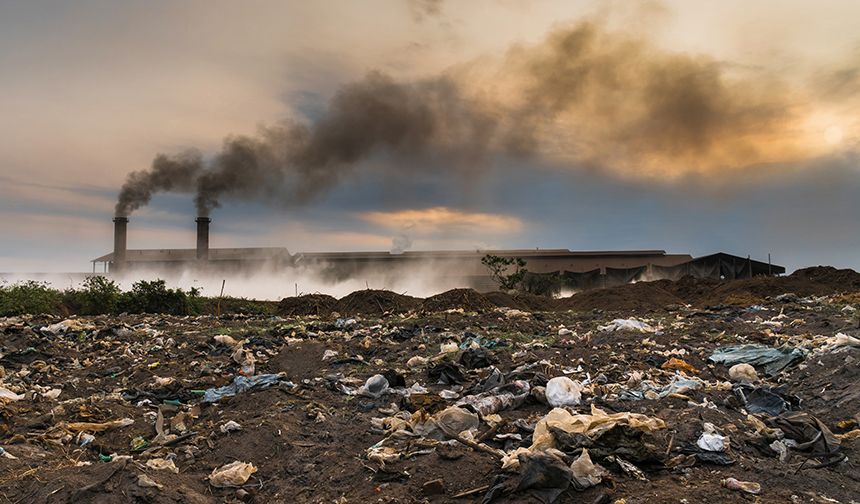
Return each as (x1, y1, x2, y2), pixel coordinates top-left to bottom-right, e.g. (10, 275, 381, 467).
(208, 461, 258, 488)
(220, 420, 243, 433)
(202, 374, 283, 403)
(545, 376, 582, 407)
(709, 344, 807, 376)
(697, 423, 728, 452)
(728, 363, 758, 383)
(598, 319, 655, 333)
(721, 477, 761, 495)
(357, 374, 389, 398)
(146, 457, 179, 473)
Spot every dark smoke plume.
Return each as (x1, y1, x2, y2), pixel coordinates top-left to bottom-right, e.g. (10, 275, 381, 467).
(190, 71, 495, 216)
(115, 150, 203, 216)
(116, 20, 817, 216)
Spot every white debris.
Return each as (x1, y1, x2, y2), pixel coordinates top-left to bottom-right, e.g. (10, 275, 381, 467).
(598, 319, 655, 333)
(545, 376, 583, 407)
(357, 374, 389, 398)
(697, 423, 728, 452)
(728, 363, 759, 383)
(440, 342, 459, 354)
(220, 420, 243, 433)
(406, 356, 428, 368)
(208, 461, 257, 488)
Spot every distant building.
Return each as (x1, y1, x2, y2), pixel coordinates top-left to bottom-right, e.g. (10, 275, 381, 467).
(93, 217, 784, 291)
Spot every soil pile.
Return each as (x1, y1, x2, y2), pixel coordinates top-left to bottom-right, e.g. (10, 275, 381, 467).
(560, 279, 685, 312)
(277, 294, 337, 316)
(334, 289, 420, 315)
(484, 291, 560, 311)
(421, 288, 495, 312)
(681, 266, 860, 307)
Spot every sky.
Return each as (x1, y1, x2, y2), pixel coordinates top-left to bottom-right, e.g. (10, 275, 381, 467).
(1, 0, 859, 273)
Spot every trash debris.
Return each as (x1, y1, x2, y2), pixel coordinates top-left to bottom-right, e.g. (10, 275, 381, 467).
(0, 386, 24, 402)
(598, 318, 655, 333)
(767, 412, 843, 462)
(697, 423, 728, 452)
(483, 452, 572, 504)
(137, 473, 164, 489)
(406, 356, 428, 368)
(457, 380, 530, 416)
(208, 461, 258, 487)
(728, 363, 758, 383)
(570, 448, 608, 490)
(721, 477, 761, 495)
(2, 273, 859, 502)
(440, 341, 459, 354)
(146, 457, 179, 473)
(545, 376, 582, 407)
(357, 374, 389, 398)
(709, 344, 807, 376)
(202, 373, 283, 403)
(220, 420, 243, 433)
(428, 362, 464, 385)
(734, 384, 800, 416)
(661, 357, 698, 374)
(460, 348, 492, 369)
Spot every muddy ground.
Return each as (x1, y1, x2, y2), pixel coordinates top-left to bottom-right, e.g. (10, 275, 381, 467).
(2, 270, 860, 503)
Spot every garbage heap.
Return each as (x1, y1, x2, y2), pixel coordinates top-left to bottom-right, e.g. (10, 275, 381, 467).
(1, 289, 859, 503)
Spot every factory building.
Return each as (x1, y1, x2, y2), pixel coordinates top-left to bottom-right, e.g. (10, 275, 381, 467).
(93, 217, 784, 291)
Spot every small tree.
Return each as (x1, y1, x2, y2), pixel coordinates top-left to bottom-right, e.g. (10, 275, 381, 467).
(481, 254, 528, 290)
(76, 276, 121, 315)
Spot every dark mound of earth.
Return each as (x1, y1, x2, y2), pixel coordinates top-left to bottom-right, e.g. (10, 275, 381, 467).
(561, 279, 685, 312)
(422, 288, 496, 313)
(684, 266, 860, 307)
(484, 291, 560, 311)
(277, 294, 338, 317)
(334, 289, 421, 316)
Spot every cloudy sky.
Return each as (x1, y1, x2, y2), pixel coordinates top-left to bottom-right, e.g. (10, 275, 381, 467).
(1, 0, 859, 273)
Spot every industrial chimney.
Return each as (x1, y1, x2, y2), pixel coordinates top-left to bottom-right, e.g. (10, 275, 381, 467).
(196, 217, 210, 261)
(112, 217, 128, 271)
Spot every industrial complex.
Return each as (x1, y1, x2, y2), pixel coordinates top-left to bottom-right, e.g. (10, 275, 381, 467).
(93, 217, 785, 292)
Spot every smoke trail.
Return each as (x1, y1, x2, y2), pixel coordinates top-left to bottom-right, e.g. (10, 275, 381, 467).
(115, 150, 203, 216)
(116, 19, 824, 216)
(192, 72, 496, 216)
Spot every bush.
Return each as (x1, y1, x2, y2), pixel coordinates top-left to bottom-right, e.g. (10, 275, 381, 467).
(481, 254, 528, 290)
(118, 279, 202, 315)
(0, 281, 63, 316)
(75, 276, 122, 315)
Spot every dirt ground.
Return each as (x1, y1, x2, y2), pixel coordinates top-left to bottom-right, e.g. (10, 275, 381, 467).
(2, 270, 860, 503)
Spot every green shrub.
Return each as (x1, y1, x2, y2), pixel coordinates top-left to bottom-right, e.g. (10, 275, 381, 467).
(0, 281, 63, 316)
(75, 276, 122, 315)
(117, 279, 201, 315)
(481, 254, 528, 290)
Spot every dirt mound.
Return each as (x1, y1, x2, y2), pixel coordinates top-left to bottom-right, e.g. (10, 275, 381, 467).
(561, 279, 684, 312)
(334, 289, 420, 316)
(790, 266, 860, 289)
(686, 266, 860, 307)
(422, 288, 496, 312)
(484, 291, 560, 311)
(277, 294, 337, 317)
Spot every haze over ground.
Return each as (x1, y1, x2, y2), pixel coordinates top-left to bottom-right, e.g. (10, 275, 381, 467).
(1, 0, 859, 273)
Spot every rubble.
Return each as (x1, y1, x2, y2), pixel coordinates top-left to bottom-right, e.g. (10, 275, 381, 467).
(1, 274, 859, 502)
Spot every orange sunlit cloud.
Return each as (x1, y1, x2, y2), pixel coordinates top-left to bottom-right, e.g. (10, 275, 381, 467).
(359, 207, 524, 235)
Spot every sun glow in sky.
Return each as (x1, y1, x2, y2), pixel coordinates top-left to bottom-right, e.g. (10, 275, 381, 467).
(2, 0, 860, 273)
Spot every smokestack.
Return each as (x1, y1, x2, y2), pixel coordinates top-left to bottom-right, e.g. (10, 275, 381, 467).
(196, 217, 210, 261)
(112, 217, 128, 270)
